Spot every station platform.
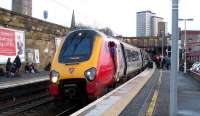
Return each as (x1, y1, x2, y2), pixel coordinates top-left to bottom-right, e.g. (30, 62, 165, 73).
(152, 71, 200, 116)
(0, 71, 49, 89)
(71, 68, 200, 116)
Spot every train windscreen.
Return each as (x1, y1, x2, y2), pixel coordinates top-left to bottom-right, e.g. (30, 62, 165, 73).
(59, 30, 96, 64)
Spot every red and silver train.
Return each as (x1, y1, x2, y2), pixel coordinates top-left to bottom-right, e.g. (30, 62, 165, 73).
(49, 29, 150, 100)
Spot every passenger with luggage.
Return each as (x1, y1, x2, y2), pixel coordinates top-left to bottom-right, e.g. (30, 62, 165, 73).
(25, 63, 38, 73)
(29, 63, 37, 73)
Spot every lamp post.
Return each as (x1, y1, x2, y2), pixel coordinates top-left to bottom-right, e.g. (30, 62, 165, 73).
(178, 18, 193, 73)
(160, 30, 165, 68)
(170, 0, 179, 115)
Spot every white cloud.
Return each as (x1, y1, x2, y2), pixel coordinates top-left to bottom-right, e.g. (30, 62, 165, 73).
(0, 0, 11, 10)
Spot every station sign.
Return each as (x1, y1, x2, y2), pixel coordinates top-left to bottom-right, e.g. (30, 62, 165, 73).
(43, 10, 48, 19)
(0, 27, 25, 64)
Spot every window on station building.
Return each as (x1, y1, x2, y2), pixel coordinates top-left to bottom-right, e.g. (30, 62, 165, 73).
(188, 48, 192, 52)
(197, 35, 200, 42)
(187, 38, 192, 43)
(193, 45, 200, 51)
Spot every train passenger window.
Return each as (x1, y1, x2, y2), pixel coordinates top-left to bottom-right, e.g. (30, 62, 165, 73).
(132, 51, 139, 61)
(135, 52, 139, 61)
(132, 51, 135, 61)
(127, 50, 132, 62)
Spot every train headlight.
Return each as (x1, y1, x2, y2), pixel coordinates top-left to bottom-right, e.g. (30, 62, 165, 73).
(84, 68, 96, 81)
(50, 70, 59, 83)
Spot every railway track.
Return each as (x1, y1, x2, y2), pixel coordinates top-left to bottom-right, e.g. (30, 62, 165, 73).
(0, 94, 54, 116)
(0, 80, 53, 116)
(0, 68, 147, 116)
(0, 80, 81, 116)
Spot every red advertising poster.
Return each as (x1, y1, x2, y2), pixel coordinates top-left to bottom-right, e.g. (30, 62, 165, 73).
(0, 28, 16, 56)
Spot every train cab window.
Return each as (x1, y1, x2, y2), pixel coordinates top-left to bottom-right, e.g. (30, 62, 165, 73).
(59, 30, 96, 63)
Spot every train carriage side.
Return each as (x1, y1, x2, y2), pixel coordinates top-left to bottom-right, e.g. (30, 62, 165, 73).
(121, 42, 143, 76)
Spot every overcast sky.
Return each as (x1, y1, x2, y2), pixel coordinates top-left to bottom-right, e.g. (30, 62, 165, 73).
(0, 0, 199, 36)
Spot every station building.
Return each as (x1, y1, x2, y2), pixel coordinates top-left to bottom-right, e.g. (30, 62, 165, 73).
(180, 30, 200, 63)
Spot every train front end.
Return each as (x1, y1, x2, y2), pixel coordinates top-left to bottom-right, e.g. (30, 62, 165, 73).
(49, 30, 102, 100)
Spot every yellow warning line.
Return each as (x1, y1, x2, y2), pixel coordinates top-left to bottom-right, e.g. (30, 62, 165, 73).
(146, 70, 162, 116)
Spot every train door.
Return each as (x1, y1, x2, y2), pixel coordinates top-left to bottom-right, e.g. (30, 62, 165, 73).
(108, 41, 118, 82)
(137, 50, 143, 69)
(140, 50, 145, 67)
(97, 40, 114, 87)
(115, 42, 125, 80)
(120, 43, 127, 76)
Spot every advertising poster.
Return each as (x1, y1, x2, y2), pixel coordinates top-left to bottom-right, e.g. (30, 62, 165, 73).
(26, 48, 33, 64)
(55, 37, 63, 49)
(0, 27, 25, 64)
(34, 49, 40, 64)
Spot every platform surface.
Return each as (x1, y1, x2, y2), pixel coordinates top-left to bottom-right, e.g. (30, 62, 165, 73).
(152, 71, 200, 116)
(0, 71, 49, 89)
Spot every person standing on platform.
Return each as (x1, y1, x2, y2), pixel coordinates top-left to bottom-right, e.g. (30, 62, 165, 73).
(155, 55, 160, 68)
(165, 56, 170, 70)
(6, 58, 12, 77)
(13, 55, 21, 74)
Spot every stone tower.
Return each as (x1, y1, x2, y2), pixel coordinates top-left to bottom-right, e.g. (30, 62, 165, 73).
(70, 10, 76, 30)
(12, 0, 32, 16)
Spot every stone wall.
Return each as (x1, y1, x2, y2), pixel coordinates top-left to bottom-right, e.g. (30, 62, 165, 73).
(0, 7, 70, 70)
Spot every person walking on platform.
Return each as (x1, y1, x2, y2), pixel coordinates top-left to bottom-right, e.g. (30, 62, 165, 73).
(162, 57, 166, 69)
(6, 58, 12, 77)
(13, 55, 21, 75)
(165, 56, 170, 70)
(155, 55, 161, 69)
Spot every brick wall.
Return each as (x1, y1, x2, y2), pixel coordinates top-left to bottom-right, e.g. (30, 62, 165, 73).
(0, 8, 70, 71)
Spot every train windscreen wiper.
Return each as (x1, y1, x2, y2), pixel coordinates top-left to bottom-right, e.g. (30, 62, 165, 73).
(65, 62, 80, 65)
